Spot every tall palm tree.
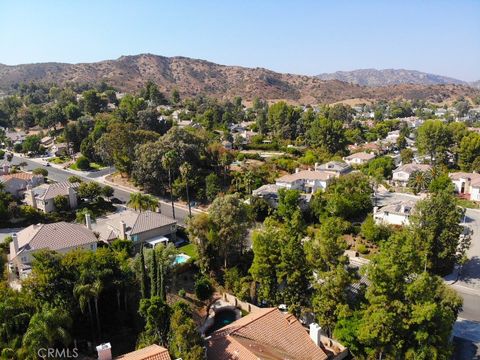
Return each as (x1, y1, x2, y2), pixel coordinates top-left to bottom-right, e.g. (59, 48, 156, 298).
(128, 192, 157, 212)
(408, 170, 432, 195)
(91, 280, 103, 337)
(179, 162, 192, 217)
(162, 150, 178, 219)
(22, 307, 72, 356)
(73, 283, 95, 340)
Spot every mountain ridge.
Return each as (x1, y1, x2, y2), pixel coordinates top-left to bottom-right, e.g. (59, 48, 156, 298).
(0, 54, 479, 104)
(315, 68, 476, 87)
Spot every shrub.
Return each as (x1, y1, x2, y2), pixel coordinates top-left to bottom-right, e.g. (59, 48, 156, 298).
(356, 243, 369, 254)
(68, 175, 83, 183)
(194, 276, 214, 301)
(32, 168, 48, 177)
(0, 150, 4, 159)
(178, 289, 186, 298)
(75, 156, 90, 170)
(53, 195, 69, 212)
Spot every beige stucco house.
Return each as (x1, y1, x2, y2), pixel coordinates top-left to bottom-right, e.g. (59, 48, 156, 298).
(8, 222, 98, 278)
(24, 181, 79, 213)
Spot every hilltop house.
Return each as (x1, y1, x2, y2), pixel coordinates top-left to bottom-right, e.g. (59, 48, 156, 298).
(24, 181, 79, 213)
(92, 210, 177, 249)
(0, 172, 44, 197)
(206, 308, 336, 360)
(8, 222, 98, 278)
(343, 152, 376, 166)
(392, 163, 432, 186)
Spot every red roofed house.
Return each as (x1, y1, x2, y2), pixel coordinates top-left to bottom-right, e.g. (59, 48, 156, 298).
(97, 343, 171, 360)
(206, 307, 331, 360)
(0, 172, 44, 197)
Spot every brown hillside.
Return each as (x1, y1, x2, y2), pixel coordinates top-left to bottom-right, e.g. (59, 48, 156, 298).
(0, 54, 478, 104)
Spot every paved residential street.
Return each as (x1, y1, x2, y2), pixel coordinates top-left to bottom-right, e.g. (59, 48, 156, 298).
(9, 155, 200, 227)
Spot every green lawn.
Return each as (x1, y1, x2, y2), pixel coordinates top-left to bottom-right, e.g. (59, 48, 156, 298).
(89, 162, 104, 170)
(178, 243, 198, 260)
(69, 162, 105, 171)
(457, 198, 480, 209)
(48, 156, 70, 164)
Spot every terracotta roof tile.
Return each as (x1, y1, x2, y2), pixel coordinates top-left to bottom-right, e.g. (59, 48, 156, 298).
(0, 172, 36, 181)
(115, 345, 171, 360)
(207, 308, 328, 360)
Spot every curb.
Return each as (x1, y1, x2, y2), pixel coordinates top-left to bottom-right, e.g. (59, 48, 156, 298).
(103, 178, 206, 214)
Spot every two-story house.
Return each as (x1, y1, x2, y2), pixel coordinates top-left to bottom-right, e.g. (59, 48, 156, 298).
(392, 163, 432, 186)
(8, 222, 98, 278)
(24, 181, 79, 213)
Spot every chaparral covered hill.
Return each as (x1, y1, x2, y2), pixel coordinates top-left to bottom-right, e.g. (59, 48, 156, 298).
(0, 54, 478, 104)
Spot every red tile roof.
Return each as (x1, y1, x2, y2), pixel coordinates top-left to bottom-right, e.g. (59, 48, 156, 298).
(115, 345, 171, 360)
(206, 308, 328, 360)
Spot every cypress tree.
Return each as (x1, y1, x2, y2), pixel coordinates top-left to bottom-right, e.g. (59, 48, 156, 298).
(159, 261, 165, 300)
(151, 248, 158, 298)
(140, 244, 148, 299)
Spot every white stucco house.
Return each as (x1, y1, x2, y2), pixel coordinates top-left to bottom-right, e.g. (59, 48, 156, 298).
(373, 200, 417, 226)
(275, 169, 334, 194)
(392, 163, 432, 186)
(343, 152, 376, 166)
(449, 172, 480, 200)
(314, 161, 352, 177)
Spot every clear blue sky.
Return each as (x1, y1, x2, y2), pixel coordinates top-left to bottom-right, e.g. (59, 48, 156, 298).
(1, 0, 479, 81)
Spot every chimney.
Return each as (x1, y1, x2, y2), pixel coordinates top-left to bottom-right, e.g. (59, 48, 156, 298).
(373, 206, 378, 214)
(314, 162, 319, 169)
(119, 221, 126, 240)
(85, 213, 92, 230)
(68, 186, 78, 209)
(26, 186, 37, 209)
(96, 343, 112, 360)
(2, 163, 9, 175)
(309, 323, 324, 347)
(12, 233, 19, 255)
(295, 168, 300, 173)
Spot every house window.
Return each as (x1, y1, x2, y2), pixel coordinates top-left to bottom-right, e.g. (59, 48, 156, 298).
(90, 244, 95, 250)
(21, 256, 27, 262)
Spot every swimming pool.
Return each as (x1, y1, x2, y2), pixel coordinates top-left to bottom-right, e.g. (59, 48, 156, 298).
(174, 253, 190, 265)
(205, 308, 238, 335)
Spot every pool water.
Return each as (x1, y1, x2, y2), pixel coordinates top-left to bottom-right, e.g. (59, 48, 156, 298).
(174, 253, 190, 264)
(206, 309, 237, 335)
